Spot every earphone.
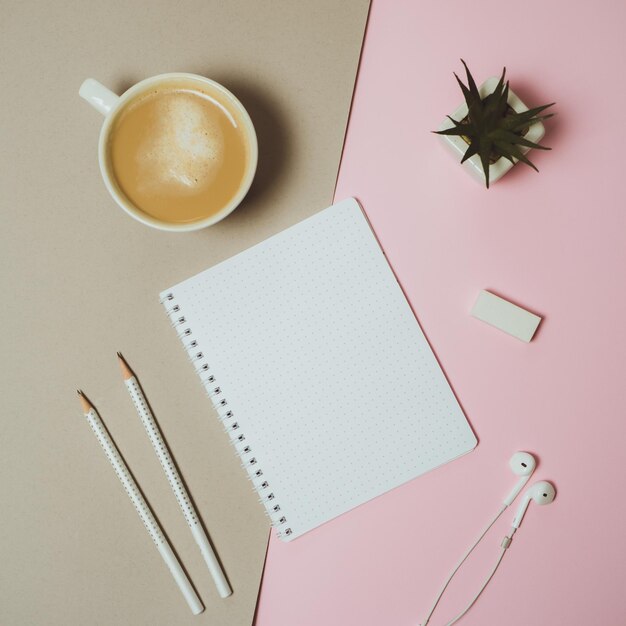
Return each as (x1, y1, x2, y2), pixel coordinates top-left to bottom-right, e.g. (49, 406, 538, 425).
(503, 451, 536, 505)
(512, 480, 556, 528)
(420, 453, 556, 626)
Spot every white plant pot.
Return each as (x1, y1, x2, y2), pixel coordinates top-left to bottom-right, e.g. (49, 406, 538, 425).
(438, 77, 545, 186)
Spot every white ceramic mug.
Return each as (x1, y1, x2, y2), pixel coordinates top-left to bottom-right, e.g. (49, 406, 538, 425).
(80, 73, 258, 232)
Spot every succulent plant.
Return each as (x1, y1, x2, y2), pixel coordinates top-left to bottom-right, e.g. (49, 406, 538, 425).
(435, 60, 555, 188)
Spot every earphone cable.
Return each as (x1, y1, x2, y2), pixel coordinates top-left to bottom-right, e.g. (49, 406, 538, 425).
(444, 528, 516, 626)
(420, 504, 507, 626)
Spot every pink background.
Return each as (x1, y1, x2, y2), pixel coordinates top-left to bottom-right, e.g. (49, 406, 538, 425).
(256, 1, 626, 624)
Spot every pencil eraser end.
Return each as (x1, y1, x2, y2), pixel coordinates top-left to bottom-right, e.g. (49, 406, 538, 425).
(471, 290, 541, 342)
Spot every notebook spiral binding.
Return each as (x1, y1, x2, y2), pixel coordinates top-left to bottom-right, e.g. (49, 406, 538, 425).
(161, 292, 292, 538)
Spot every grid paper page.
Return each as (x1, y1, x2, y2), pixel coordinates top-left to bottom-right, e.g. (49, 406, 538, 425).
(161, 198, 476, 540)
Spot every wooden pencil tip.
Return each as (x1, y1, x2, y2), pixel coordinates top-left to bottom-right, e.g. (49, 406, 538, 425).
(77, 390, 93, 414)
(117, 352, 135, 380)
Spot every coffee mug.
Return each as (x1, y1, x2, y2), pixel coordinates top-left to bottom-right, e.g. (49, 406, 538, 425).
(80, 73, 258, 232)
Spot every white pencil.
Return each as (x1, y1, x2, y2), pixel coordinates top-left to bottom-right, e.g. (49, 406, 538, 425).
(117, 353, 232, 599)
(77, 391, 204, 615)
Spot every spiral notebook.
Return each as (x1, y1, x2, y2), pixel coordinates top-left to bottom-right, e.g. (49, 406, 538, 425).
(160, 198, 477, 541)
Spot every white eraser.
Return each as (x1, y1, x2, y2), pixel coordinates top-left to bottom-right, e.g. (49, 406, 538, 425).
(471, 290, 541, 342)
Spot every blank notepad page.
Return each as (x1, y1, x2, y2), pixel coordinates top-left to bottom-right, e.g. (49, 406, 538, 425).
(161, 198, 476, 540)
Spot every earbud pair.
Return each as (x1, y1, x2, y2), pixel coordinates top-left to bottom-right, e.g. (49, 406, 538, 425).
(420, 452, 557, 626)
(504, 451, 555, 527)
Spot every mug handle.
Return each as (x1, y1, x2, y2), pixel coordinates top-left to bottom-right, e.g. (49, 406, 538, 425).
(79, 78, 120, 116)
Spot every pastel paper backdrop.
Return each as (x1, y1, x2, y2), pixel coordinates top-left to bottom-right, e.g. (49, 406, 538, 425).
(256, 1, 626, 624)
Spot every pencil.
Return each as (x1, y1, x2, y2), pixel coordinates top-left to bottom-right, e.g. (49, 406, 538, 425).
(77, 391, 204, 615)
(117, 353, 232, 599)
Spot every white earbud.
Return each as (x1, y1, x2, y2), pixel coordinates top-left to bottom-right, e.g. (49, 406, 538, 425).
(512, 480, 556, 529)
(502, 452, 536, 506)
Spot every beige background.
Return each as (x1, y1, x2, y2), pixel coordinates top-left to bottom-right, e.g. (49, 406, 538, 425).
(0, 1, 369, 624)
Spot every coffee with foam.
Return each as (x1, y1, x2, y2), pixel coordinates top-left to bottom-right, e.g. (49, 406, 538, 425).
(108, 80, 251, 224)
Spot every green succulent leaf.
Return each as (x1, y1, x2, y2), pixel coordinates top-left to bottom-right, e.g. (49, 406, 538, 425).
(454, 73, 473, 105)
(461, 59, 481, 101)
(478, 139, 492, 188)
(434, 126, 469, 137)
(501, 113, 555, 133)
(460, 142, 480, 163)
(482, 69, 507, 121)
(434, 118, 479, 137)
(446, 115, 465, 127)
(493, 141, 539, 171)
(515, 102, 556, 118)
(434, 61, 555, 187)
(489, 129, 551, 150)
(498, 152, 517, 165)
(495, 81, 510, 119)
